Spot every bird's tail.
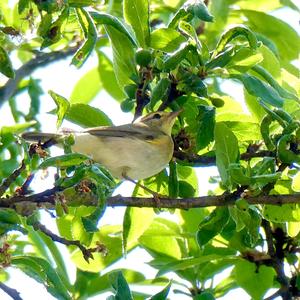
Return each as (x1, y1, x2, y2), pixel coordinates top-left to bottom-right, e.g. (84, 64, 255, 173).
(21, 132, 63, 143)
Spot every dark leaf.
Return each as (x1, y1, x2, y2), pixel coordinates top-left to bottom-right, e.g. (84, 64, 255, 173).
(0, 46, 15, 78)
(197, 207, 230, 247)
(109, 271, 133, 300)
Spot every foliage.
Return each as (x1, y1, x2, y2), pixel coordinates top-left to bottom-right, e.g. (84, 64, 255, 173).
(0, 0, 299, 299)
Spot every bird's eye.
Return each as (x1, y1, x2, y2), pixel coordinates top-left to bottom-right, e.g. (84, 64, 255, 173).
(152, 113, 161, 119)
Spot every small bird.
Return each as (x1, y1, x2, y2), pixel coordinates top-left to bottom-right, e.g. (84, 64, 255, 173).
(22, 110, 182, 180)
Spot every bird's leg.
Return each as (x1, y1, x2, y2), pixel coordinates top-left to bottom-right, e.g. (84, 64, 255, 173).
(122, 174, 162, 206)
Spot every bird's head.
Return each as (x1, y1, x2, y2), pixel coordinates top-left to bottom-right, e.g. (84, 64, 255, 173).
(135, 109, 182, 135)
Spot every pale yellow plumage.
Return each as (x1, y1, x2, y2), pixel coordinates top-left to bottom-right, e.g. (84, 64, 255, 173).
(22, 110, 181, 180)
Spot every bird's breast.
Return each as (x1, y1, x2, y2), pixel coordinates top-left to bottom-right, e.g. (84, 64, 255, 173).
(72, 133, 174, 179)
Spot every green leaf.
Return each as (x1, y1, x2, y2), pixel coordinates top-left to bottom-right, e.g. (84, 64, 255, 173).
(156, 254, 225, 277)
(163, 44, 195, 70)
(0, 46, 14, 78)
(169, 0, 213, 28)
(90, 12, 137, 46)
(97, 51, 125, 101)
(11, 256, 71, 300)
(222, 121, 261, 141)
(234, 260, 275, 300)
(226, 47, 263, 73)
(252, 65, 298, 101)
(123, 207, 154, 255)
(214, 275, 238, 298)
(280, 0, 300, 12)
(39, 153, 90, 169)
(277, 134, 300, 164)
(257, 44, 280, 78)
(196, 105, 215, 150)
(68, 0, 95, 7)
(0, 209, 20, 224)
(292, 172, 300, 192)
(178, 20, 202, 50)
(82, 206, 105, 233)
(168, 161, 179, 198)
(151, 282, 171, 300)
(150, 78, 171, 109)
(18, 0, 29, 14)
(0, 209, 25, 235)
(212, 25, 258, 58)
(178, 73, 207, 97)
(263, 204, 300, 222)
(78, 269, 145, 298)
(70, 68, 102, 104)
(38, 233, 71, 289)
(197, 207, 230, 247)
(40, 8, 68, 49)
(139, 219, 182, 259)
(72, 8, 97, 67)
(205, 46, 235, 70)
(1, 121, 36, 135)
(214, 122, 239, 188)
(124, 0, 150, 47)
(233, 74, 284, 108)
(178, 181, 196, 198)
(244, 90, 266, 122)
(240, 9, 300, 61)
(228, 164, 251, 186)
(150, 28, 186, 52)
(48, 90, 70, 129)
(109, 271, 133, 300)
(189, 0, 214, 22)
(197, 292, 215, 300)
(65, 104, 112, 127)
(104, 25, 137, 88)
(27, 78, 42, 120)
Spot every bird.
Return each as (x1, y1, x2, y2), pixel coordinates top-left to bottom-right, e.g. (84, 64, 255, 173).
(21, 110, 182, 180)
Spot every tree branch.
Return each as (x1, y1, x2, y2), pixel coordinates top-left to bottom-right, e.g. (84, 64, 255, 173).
(0, 283, 23, 300)
(1, 190, 299, 209)
(107, 194, 300, 208)
(262, 219, 292, 300)
(0, 47, 77, 107)
(32, 221, 107, 262)
(0, 160, 26, 197)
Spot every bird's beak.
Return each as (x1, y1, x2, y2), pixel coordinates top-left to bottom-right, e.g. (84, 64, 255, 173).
(168, 108, 183, 119)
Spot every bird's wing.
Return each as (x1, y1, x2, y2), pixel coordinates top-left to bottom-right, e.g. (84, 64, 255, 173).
(85, 124, 158, 140)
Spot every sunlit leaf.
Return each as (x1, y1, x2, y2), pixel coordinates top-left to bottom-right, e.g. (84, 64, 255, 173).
(234, 260, 275, 300)
(97, 51, 125, 101)
(124, 0, 150, 47)
(70, 68, 102, 104)
(48, 90, 70, 128)
(65, 104, 112, 127)
(72, 8, 97, 67)
(214, 122, 239, 188)
(150, 28, 186, 52)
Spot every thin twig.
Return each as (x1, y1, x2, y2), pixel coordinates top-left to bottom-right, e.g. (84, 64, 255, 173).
(262, 219, 292, 300)
(0, 47, 78, 107)
(0, 283, 23, 300)
(0, 160, 26, 197)
(32, 222, 106, 262)
(15, 173, 35, 196)
(264, 289, 283, 300)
